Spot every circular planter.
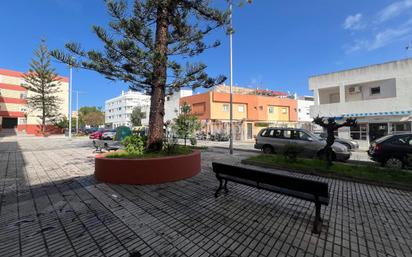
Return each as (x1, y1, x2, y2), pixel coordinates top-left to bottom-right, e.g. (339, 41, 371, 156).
(95, 150, 201, 185)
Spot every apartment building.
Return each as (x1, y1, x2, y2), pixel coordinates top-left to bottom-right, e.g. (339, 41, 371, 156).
(164, 89, 193, 122)
(105, 89, 192, 128)
(0, 68, 68, 135)
(180, 85, 297, 140)
(309, 58, 412, 146)
(105, 90, 151, 128)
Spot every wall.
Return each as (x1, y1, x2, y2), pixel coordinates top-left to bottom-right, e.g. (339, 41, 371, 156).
(345, 78, 396, 102)
(0, 68, 68, 134)
(309, 58, 412, 118)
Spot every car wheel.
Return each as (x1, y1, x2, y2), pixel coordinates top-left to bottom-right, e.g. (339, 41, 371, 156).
(262, 145, 274, 154)
(385, 158, 404, 169)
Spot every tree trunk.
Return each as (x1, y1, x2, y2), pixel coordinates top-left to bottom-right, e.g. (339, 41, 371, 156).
(42, 97, 46, 134)
(147, 3, 169, 151)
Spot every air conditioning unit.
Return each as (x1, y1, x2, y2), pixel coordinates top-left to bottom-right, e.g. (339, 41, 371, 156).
(348, 86, 361, 94)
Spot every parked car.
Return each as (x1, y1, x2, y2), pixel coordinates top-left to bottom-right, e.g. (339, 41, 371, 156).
(254, 127, 351, 161)
(314, 132, 359, 151)
(89, 129, 107, 140)
(85, 127, 98, 135)
(101, 130, 116, 140)
(368, 133, 412, 169)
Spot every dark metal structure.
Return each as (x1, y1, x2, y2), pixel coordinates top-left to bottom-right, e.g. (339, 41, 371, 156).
(212, 162, 329, 234)
(313, 116, 357, 165)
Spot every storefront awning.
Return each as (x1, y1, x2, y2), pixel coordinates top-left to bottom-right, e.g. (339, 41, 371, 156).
(342, 110, 412, 118)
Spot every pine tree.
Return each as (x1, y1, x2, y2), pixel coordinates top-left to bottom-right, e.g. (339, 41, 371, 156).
(51, 0, 229, 150)
(23, 40, 62, 134)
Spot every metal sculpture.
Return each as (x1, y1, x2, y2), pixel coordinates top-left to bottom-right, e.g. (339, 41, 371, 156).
(313, 116, 357, 166)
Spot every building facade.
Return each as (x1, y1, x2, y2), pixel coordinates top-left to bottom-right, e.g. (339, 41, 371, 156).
(309, 58, 412, 146)
(164, 89, 193, 122)
(0, 68, 69, 135)
(180, 85, 298, 141)
(296, 96, 315, 130)
(105, 90, 151, 128)
(105, 89, 192, 128)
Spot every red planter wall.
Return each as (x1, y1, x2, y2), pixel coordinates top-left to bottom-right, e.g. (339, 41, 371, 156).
(95, 150, 201, 185)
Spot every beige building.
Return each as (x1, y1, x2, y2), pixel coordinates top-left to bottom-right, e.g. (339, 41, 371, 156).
(0, 68, 69, 135)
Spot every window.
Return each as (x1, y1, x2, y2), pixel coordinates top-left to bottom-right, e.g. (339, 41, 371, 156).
(223, 104, 229, 112)
(20, 93, 27, 99)
(370, 87, 380, 95)
(260, 129, 269, 137)
(238, 105, 245, 113)
(20, 107, 27, 112)
(283, 130, 292, 139)
(268, 106, 274, 113)
(350, 124, 367, 140)
(281, 108, 288, 114)
(166, 96, 170, 101)
(389, 136, 410, 145)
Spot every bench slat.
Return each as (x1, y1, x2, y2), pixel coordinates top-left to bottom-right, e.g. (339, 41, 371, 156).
(213, 162, 329, 204)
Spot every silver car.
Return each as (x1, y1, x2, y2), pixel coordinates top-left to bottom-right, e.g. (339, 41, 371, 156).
(254, 127, 351, 162)
(314, 132, 359, 151)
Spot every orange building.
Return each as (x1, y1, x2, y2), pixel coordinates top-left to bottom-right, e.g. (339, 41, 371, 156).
(180, 85, 298, 140)
(0, 68, 69, 135)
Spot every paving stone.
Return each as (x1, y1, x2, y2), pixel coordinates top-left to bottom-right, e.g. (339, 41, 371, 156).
(0, 137, 412, 256)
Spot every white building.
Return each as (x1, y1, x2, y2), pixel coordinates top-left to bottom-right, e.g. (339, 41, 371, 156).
(164, 89, 193, 122)
(105, 90, 150, 128)
(105, 89, 193, 128)
(297, 96, 314, 122)
(309, 58, 412, 146)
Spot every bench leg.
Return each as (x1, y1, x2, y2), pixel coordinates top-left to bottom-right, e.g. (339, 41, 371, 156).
(224, 179, 229, 193)
(312, 202, 322, 234)
(215, 178, 223, 198)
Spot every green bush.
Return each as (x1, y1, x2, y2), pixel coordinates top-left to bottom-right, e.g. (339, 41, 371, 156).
(121, 135, 144, 155)
(282, 144, 304, 162)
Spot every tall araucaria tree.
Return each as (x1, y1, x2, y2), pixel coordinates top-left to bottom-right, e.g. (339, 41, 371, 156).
(51, 0, 230, 150)
(23, 40, 62, 134)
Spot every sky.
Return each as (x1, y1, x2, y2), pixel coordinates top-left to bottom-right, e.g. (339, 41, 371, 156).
(1, 0, 412, 110)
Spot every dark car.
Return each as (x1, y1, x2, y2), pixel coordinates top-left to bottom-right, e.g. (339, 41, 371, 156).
(368, 133, 412, 169)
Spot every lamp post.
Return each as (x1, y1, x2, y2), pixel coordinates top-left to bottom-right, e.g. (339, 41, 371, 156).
(68, 62, 73, 139)
(229, 0, 234, 155)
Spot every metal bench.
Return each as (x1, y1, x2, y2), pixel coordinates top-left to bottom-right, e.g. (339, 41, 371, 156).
(93, 140, 120, 153)
(212, 162, 329, 234)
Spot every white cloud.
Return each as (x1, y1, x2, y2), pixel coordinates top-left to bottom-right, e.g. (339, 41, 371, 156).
(343, 13, 364, 30)
(345, 18, 412, 53)
(376, 0, 412, 23)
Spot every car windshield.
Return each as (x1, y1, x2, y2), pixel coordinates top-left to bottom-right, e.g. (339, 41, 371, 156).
(374, 135, 393, 143)
(305, 131, 323, 140)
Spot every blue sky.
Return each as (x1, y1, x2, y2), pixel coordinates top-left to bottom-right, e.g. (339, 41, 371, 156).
(1, 0, 412, 109)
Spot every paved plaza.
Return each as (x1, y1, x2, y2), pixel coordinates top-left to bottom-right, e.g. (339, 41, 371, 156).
(0, 136, 412, 257)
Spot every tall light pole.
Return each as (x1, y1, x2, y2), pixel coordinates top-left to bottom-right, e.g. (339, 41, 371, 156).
(229, 0, 234, 155)
(68, 62, 73, 139)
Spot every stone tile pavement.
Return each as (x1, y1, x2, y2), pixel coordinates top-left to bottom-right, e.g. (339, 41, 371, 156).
(0, 137, 411, 256)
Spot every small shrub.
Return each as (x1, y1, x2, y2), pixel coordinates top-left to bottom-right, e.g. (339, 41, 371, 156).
(163, 137, 178, 155)
(190, 137, 197, 146)
(121, 135, 144, 155)
(282, 144, 304, 162)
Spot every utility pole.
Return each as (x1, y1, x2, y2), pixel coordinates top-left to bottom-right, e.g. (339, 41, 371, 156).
(229, 0, 234, 155)
(68, 62, 73, 140)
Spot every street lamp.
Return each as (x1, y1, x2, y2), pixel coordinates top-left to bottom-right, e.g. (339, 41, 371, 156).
(229, 0, 234, 155)
(68, 61, 73, 139)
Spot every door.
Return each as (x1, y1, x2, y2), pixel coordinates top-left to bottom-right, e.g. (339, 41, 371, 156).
(2, 118, 18, 128)
(369, 123, 388, 142)
(247, 123, 253, 140)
